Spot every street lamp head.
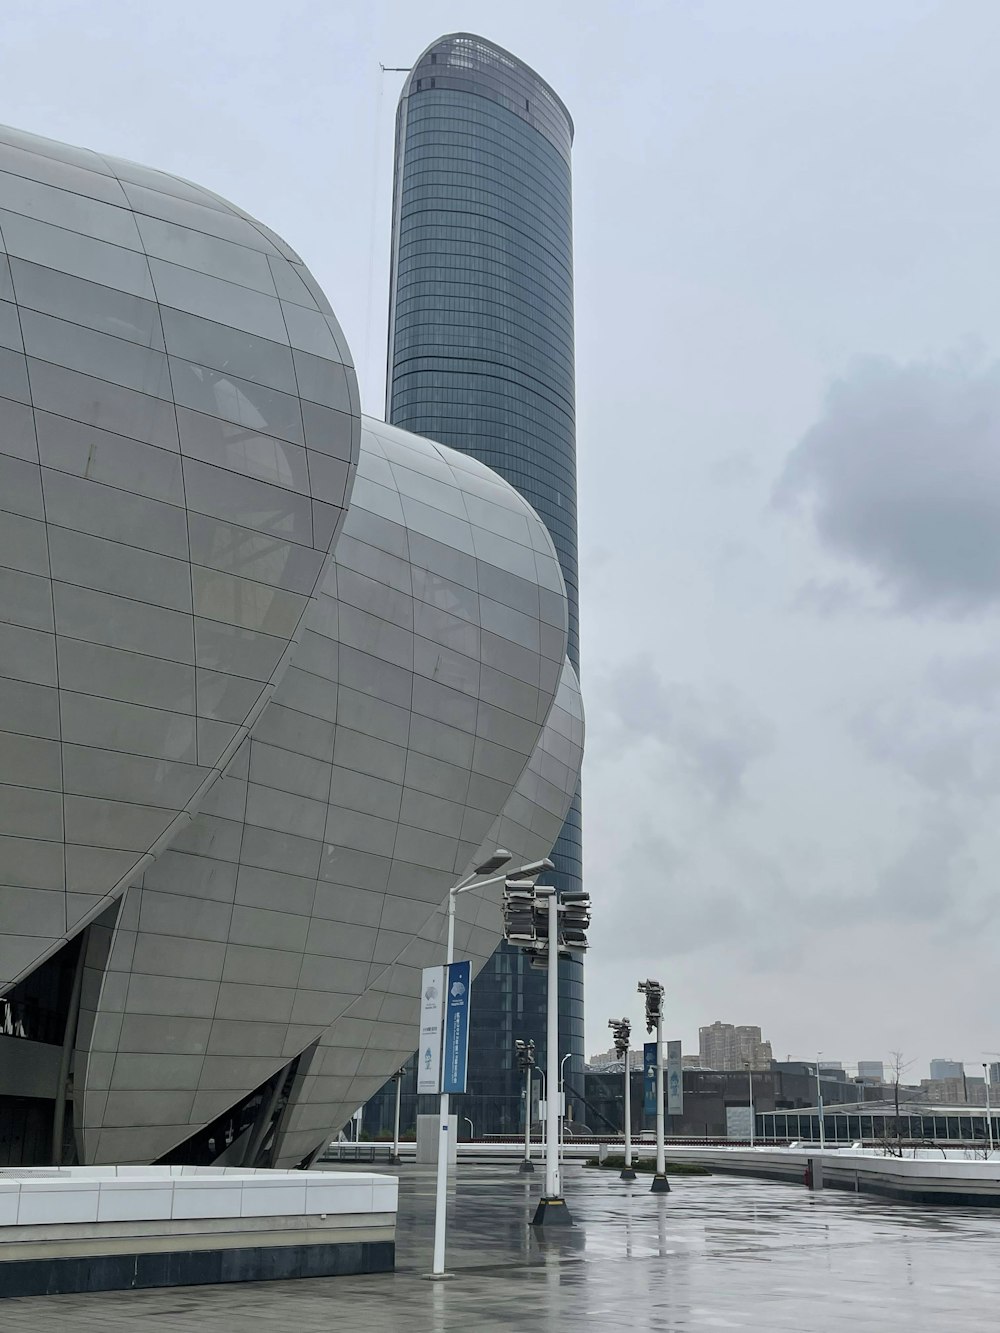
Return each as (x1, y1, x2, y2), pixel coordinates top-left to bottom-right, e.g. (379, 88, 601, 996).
(474, 848, 512, 876)
(514, 857, 554, 878)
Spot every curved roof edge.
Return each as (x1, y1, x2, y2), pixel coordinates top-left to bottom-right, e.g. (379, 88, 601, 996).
(401, 31, 574, 147)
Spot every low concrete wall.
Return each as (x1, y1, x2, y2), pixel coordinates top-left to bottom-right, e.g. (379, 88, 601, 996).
(0, 1166, 397, 1298)
(626, 1146, 1000, 1206)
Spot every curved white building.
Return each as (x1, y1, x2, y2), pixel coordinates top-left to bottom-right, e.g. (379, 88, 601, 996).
(0, 124, 583, 1168)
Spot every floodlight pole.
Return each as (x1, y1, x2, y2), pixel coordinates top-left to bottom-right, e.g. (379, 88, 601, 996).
(746, 1062, 755, 1148)
(531, 888, 571, 1225)
(390, 1067, 404, 1164)
(547, 893, 560, 1197)
(622, 1052, 635, 1180)
(815, 1054, 825, 1150)
(651, 1003, 668, 1193)
(521, 1064, 534, 1172)
(984, 1064, 994, 1154)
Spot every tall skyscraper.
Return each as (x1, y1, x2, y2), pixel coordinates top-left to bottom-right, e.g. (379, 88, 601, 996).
(386, 33, 583, 1130)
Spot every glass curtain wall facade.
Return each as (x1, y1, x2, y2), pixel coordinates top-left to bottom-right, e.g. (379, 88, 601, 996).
(385, 33, 583, 1132)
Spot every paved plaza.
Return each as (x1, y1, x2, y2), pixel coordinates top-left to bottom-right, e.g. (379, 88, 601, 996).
(3, 1160, 1000, 1330)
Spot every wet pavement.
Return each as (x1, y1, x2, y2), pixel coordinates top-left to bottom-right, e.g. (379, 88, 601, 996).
(3, 1160, 1000, 1330)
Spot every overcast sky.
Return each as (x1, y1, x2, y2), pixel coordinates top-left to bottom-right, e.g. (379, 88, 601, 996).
(7, 0, 1000, 1080)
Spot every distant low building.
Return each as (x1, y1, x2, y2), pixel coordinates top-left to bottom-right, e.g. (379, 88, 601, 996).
(857, 1061, 884, 1083)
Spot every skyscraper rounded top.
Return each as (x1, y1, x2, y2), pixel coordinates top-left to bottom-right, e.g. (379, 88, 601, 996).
(401, 32, 574, 161)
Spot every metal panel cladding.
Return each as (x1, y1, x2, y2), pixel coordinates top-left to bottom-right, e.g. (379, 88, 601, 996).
(386, 33, 583, 1130)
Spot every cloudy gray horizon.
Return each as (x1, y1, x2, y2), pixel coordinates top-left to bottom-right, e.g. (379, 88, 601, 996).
(7, 0, 1000, 1081)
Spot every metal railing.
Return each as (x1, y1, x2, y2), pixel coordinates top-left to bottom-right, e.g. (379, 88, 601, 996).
(320, 1141, 403, 1163)
(0, 997, 63, 1046)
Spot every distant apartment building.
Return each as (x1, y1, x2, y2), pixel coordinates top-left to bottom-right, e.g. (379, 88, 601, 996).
(587, 1048, 643, 1070)
(699, 1022, 772, 1070)
(929, 1059, 965, 1081)
(920, 1076, 986, 1106)
(857, 1061, 884, 1083)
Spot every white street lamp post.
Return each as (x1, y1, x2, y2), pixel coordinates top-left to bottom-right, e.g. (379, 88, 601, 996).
(622, 1055, 635, 1180)
(534, 1066, 547, 1152)
(815, 1053, 825, 1151)
(984, 1063, 994, 1154)
(559, 1051, 572, 1164)
(429, 850, 551, 1277)
(746, 1062, 755, 1148)
(390, 1066, 405, 1164)
(523, 1064, 533, 1171)
(517, 1039, 535, 1174)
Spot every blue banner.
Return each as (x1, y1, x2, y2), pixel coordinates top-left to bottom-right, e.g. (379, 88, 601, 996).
(643, 1041, 658, 1117)
(442, 960, 471, 1094)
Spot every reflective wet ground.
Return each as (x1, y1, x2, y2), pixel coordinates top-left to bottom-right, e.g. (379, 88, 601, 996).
(4, 1161, 1000, 1330)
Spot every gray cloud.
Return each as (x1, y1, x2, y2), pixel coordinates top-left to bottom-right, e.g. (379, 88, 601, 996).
(708, 451, 759, 489)
(776, 352, 1000, 613)
(850, 695, 1000, 799)
(927, 649, 1000, 710)
(594, 825, 798, 965)
(597, 654, 774, 804)
(792, 575, 870, 617)
(851, 643, 1000, 799)
(874, 805, 978, 927)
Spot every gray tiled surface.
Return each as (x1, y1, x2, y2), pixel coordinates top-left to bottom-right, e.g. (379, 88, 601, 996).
(1, 120, 584, 1172)
(76, 418, 582, 1166)
(0, 120, 360, 992)
(278, 663, 583, 1164)
(3, 1163, 999, 1330)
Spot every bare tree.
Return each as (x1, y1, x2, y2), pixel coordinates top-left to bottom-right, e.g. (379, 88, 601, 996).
(882, 1051, 916, 1156)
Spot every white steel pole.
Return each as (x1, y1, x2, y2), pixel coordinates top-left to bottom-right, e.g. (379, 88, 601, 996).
(391, 1071, 402, 1163)
(545, 891, 561, 1200)
(535, 1067, 546, 1152)
(655, 1009, 665, 1177)
(985, 1065, 994, 1154)
(748, 1066, 755, 1148)
(430, 892, 456, 1276)
(621, 1051, 636, 1180)
(520, 1066, 536, 1173)
(624, 1056, 632, 1166)
(816, 1057, 825, 1151)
